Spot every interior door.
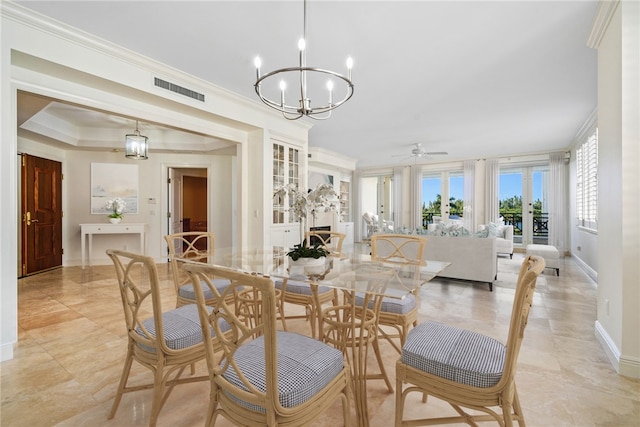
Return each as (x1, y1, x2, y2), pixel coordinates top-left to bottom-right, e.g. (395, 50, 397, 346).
(168, 168, 183, 234)
(167, 167, 183, 255)
(20, 154, 63, 276)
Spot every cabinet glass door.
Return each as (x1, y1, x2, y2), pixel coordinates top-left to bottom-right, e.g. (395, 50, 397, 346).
(272, 142, 301, 225)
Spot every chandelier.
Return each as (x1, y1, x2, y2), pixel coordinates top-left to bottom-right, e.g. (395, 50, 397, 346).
(253, 0, 354, 120)
(124, 120, 148, 160)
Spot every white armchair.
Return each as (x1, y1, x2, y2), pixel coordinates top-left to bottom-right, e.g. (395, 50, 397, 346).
(363, 212, 394, 240)
(479, 224, 514, 258)
(497, 225, 514, 258)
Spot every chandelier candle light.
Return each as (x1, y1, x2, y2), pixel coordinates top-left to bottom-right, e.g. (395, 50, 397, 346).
(254, 0, 354, 120)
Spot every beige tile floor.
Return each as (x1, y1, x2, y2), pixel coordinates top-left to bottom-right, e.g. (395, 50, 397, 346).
(2, 251, 639, 426)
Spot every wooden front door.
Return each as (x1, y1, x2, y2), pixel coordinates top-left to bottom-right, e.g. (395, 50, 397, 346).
(21, 154, 63, 276)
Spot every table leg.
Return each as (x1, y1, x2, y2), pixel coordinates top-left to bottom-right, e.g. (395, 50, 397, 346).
(81, 232, 86, 269)
(88, 234, 93, 268)
(319, 292, 382, 427)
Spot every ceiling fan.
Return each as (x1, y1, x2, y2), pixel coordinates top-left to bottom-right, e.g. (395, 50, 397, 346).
(394, 143, 448, 160)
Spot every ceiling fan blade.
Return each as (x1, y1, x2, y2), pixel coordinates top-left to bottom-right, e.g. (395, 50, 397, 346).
(426, 151, 448, 155)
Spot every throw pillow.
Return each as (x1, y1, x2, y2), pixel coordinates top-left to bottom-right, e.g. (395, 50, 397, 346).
(474, 228, 489, 238)
(488, 222, 506, 238)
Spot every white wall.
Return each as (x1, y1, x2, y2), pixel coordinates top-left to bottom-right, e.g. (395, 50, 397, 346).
(592, 0, 640, 378)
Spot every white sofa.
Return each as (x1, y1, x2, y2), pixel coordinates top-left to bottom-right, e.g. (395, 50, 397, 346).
(421, 235, 497, 291)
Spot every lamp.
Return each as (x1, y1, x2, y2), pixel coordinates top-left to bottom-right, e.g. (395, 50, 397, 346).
(254, 0, 354, 120)
(124, 120, 148, 160)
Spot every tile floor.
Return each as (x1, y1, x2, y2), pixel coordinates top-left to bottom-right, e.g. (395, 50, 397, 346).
(2, 251, 639, 426)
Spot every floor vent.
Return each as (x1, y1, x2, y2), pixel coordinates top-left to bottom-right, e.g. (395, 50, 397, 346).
(154, 77, 205, 102)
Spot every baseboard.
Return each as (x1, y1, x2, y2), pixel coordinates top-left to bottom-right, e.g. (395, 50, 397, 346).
(595, 320, 640, 379)
(1, 342, 14, 362)
(570, 253, 598, 282)
(619, 355, 640, 378)
(595, 320, 620, 370)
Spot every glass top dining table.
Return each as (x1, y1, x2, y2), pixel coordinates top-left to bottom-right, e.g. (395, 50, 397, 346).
(210, 246, 449, 297)
(202, 246, 450, 427)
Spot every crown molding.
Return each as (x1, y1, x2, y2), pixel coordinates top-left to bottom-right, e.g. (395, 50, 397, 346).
(587, 0, 620, 49)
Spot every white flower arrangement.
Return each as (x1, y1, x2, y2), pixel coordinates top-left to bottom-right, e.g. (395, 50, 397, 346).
(273, 183, 337, 221)
(105, 197, 126, 219)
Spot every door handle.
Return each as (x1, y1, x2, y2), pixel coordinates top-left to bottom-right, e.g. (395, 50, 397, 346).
(24, 211, 39, 226)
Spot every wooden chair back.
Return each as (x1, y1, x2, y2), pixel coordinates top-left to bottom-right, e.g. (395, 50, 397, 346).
(164, 231, 215, 305)
(371, 233, 425, 265)
(107, 249, 167, 353)
(305, 231, 346, 256)
(501, 254, 546, 385)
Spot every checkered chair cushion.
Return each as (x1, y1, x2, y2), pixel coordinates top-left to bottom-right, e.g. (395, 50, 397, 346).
(136, 304, 229, 353)
(402, 320, 506, 388)
(274, 279, 332, 296)
(178, 278, 231, 301)
(354, 292, 416, 314)
(223, 331, 344, 412)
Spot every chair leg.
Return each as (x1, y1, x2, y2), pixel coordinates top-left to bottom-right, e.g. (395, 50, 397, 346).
(149, 364, 189, 427)
(511, 385, 526, 427)
(394, 378, 404, 427)
(148, 363, 166, 427)
(205, 383, 218, 427)
(108, 348, 134, 419)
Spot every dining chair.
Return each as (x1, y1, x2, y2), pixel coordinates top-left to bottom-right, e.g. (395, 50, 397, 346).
(304, 230, 346, 256)
(274, 231, 346, 338)
(183, 262, 352, 427)
(395, 255, 545, 427)
(106, 249, 212, 427)
(360, 233, 426, 354)
(164, 231, 232, 308)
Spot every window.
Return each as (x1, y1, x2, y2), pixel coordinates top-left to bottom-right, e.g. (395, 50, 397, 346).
(421, 170, 464, 228)
(576, 128, 598, 229)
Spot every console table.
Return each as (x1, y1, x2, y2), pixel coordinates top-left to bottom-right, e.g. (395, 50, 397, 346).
(80, 223, 146, 268)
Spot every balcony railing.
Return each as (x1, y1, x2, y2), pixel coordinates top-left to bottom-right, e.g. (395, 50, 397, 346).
(501, 212, 548, 244)
(421, 211, 463, 228)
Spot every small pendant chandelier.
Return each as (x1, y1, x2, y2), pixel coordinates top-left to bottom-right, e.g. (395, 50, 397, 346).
(253, 0, 354, 120)
(124, 120, 148, 160)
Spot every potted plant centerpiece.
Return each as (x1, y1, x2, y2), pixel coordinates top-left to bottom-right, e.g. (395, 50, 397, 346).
(287, 240, 329, 276)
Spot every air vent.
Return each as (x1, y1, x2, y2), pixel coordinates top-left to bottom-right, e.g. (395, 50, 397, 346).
(154, 77, 205, 102)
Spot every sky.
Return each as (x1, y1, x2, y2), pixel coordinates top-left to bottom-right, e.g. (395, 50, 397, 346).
(422, 172, 544, 206)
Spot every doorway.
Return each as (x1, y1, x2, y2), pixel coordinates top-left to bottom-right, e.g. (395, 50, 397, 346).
(19, 154, 63, 276)
(361, 174, 395, 237)
(421, 170, 464, 227)
(167, 167, 208, 252)
(500, 166, 549, 246)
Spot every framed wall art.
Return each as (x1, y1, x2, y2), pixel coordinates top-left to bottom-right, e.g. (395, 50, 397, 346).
(90, 163, 139, 214)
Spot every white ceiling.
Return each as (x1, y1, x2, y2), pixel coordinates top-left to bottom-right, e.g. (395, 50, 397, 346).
(14, 1, 598, 168)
